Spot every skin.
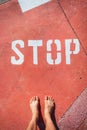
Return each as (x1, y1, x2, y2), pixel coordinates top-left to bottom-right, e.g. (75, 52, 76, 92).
(26, 96, 56, 130)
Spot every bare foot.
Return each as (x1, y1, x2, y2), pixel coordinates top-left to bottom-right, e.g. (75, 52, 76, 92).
(44, 96, 55, 119)
(30, 96, 39, 121)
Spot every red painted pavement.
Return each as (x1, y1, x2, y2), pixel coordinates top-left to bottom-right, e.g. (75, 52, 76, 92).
(59, 0, 87, 52)
(0, 0, 87, 129)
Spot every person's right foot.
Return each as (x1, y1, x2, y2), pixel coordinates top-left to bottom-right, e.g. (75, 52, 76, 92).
(44, 96, 55, 119)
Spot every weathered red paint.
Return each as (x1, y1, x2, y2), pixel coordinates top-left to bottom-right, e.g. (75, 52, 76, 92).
(0, 0, 87, 129)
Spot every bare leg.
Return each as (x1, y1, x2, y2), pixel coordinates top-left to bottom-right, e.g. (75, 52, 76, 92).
(44, 96, 56, 130)
(26, 96, 39, 130)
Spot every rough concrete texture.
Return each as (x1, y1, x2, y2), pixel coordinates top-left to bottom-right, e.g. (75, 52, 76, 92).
(58, 88, 87, 130)
(77, 118, 87, 130)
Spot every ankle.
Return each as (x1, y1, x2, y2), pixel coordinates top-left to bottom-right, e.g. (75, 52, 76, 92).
(31, 115, 39, 123)
(45, 112, 52, 121)
(45, 116, 53, 126)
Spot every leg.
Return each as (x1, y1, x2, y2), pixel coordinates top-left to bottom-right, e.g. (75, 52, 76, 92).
(44, 96, 56, 130)
(26, 96, 39, 130)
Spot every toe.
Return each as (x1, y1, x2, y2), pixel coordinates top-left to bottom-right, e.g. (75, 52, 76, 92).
(36, 96, 39, 101)
(51, 97, 54, 101)
(30, 99, 32, 104)
(33, 96, 36, 101)
(48, 96, 51, 100)
(30, 96, 35, 103)
(50, 96, 52, 100)
(45, 96, 48, 100)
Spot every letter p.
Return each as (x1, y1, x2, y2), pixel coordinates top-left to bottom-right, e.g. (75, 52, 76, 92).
(65, 39, 80, 64)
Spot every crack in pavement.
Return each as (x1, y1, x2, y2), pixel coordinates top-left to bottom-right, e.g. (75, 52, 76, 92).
(56, 0, 87, 55)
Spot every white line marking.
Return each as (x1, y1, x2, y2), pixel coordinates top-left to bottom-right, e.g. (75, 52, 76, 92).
(18, 0, 51, 13)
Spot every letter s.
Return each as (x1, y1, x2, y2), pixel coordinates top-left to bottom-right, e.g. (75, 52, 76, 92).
(11, 40, 24, 65)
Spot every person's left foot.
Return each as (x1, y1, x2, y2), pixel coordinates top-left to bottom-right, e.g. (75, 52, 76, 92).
(30, 96, 40, 121)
